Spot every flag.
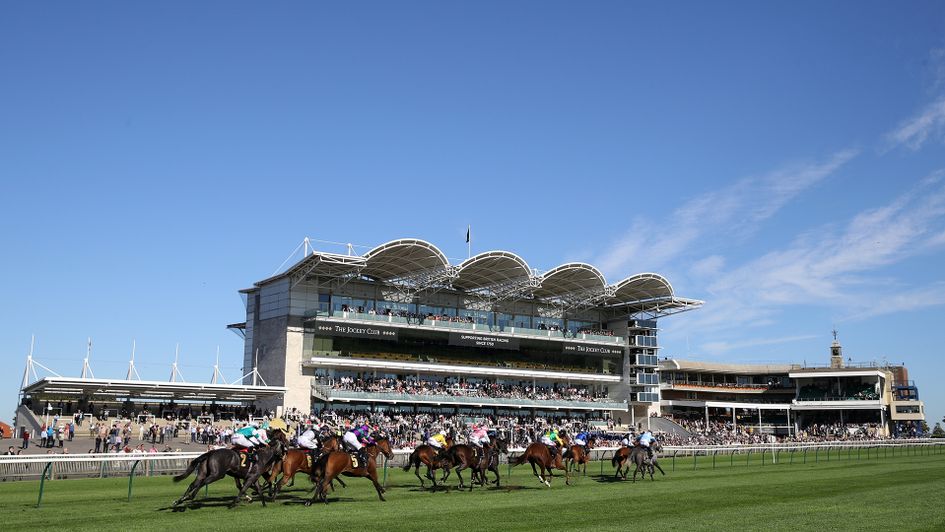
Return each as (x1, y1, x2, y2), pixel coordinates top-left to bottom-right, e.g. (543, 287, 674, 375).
(466, 226, 470, 243)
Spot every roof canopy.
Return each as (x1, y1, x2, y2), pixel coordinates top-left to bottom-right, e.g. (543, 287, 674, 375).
(453, 251, 531, 291)
(362, 239, 449, 281)
(262, 237, 703, 316)
(609, 273, 674, 303)
(534, 263, 606, 299)
(21, 377, 286, 402)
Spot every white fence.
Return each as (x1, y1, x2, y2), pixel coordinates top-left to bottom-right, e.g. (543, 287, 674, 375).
(1, 439, 942, 482)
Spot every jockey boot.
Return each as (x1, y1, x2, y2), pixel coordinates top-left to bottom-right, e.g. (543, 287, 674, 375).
(356, 448, 368, 469)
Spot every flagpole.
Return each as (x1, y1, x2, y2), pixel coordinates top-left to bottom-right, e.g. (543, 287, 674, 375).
(467, 225, 471, 259)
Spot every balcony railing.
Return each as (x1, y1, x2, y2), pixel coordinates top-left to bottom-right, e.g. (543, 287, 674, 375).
(662, 381, 795, 391)
(320, 311, 624, 345)
(316, 388, 627, 410)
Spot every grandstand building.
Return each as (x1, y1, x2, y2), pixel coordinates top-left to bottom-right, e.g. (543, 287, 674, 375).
(659, 335, 927, 436)
(231, 238, 703, 425)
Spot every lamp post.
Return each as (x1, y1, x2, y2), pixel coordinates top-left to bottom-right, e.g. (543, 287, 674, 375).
(44, 403, 52, 426)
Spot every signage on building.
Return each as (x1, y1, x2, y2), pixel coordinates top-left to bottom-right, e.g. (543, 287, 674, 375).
(562, 343, 624, 356)
(313, 321, 399, 341)
(448, 332, 520, 351)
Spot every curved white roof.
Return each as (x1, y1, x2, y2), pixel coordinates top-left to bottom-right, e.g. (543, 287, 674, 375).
(609, 273, 674, 303)
(534, 262, 606, 298)
(361, 238, 449, 280)
(452, 250, 531, 291)
(267, 238, 701, 314)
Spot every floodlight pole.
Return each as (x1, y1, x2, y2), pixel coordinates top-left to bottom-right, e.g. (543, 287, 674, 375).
(126, 339, 141, 381)
(80, 337, 94, 379)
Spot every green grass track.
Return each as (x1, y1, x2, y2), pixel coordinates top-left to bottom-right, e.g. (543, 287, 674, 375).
(2, 451, 943, 531)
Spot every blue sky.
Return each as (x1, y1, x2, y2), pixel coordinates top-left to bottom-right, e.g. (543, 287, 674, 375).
(2, 2, 944, 428)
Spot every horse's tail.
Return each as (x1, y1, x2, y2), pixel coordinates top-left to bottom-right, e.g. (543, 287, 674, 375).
(611, 451, 621, 467)
(510, 450, 529, 467)
(173, 452, 210, 482)
(402, 450, 417, 471)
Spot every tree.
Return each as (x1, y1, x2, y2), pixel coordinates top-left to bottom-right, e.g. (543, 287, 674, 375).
(932, 423, 945, 438)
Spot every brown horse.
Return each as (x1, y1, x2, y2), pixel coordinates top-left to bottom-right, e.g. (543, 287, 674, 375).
(401, 436, 454, 489)
(470, 437, 509, 488)
(305, 437, 394, 505)
(436, 443, 481, 490)
(611, 446, 632, 480)
(268, 434, 344, 497)
(563, 442, 592, 476)
(510, 442, 570, 487)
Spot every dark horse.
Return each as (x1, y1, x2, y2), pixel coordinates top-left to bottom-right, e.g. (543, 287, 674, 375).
(268, 434, 345, 498)
(306, 437, 394, 505)
(510, 442, 570, 487)
(172, 431, 287, 509)
(436, 438, 508, 490)
(470, 436, 509, 488)
(401, 436, 453, 489)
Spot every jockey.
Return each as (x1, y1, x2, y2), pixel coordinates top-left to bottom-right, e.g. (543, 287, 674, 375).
(232, 424, 264, 462)
(621, 431, 635, 447)
(297, 422, 320, 458)
(540, 427, 563, 458)
(427, 430, 449, 455)
(573, 429, 590, 449)
(343, 424, 374, 467)
(637, 430, 656, 461)
(469, 424, 490, 459)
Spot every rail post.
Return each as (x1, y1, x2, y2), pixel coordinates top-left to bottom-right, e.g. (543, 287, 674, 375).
(36, 462, 54, 508)
(803, 448, 807, 464)
(857, 447, 861, 461)
(127, 460, 141, 502)
(672, 450, 678, 472)
(814, 448, 819, 463)
(712, 449, 717, 469)
(693, 450, 697, 471)
(383, 456, 389, 488)
(731, 449, 736, 467)
(789, 449, 795, 465)
(746, 450, 752, 467)
(761, 449, 765, 467)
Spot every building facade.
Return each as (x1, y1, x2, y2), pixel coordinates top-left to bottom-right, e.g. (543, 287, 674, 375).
(233, 238, 702, 423)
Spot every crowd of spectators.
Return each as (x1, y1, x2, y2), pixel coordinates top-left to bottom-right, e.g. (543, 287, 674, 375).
(323, 376, 609, 402)
(660, 415, 892, 445)
(291, 408, 612, 449)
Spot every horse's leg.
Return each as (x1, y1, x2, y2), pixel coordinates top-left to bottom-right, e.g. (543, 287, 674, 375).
(368, 469, 387, 502)
(455, 463, 466, 490)
(307, 470, 332, 506)
(529, 459, 543, 484)
(654, 462, 666, 476)
(413, 462, 425, 488)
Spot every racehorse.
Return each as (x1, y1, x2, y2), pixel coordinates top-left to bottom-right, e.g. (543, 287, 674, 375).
(471, 436, 509, 487)
(172, 431, 287, 509)
(611, 445, 633, 480)
(268, 434, 344, 498)
(510, 441, 570, 487)
(612, 441, 665, 481)
(401, 435, 454, 489)
(630, 441, 665, 482)
(563, 440, 592, 476)
(306, 436, 394, 505)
